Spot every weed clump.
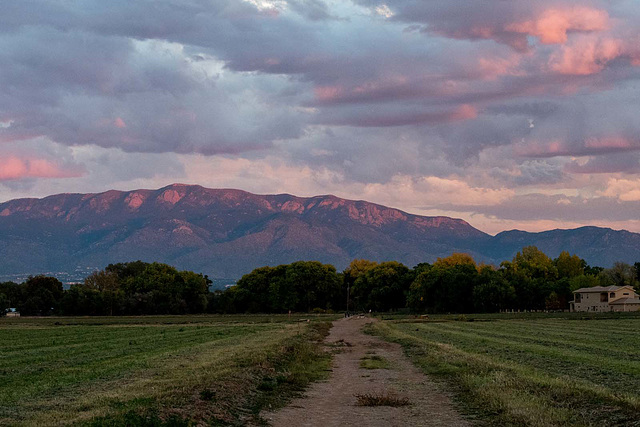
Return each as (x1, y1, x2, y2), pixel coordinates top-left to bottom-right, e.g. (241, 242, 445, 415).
(355, 392, 410, 407)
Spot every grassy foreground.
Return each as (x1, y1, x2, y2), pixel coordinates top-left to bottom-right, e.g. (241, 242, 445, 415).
(370, 315, 640, 426)
(0, 314, 336, 426)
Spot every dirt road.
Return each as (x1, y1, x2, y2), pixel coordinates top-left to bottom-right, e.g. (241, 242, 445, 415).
(262, 317, 469, 426)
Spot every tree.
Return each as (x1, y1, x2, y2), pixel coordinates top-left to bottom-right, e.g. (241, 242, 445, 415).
(77, 261, 214, 315)
(60, 285, 103, 316)
(569, 274, 600, 291)
(268, 268, 299, 312)
(352, 262, 411, 312)
(84, 270, 121, 315)
(105, 260, 148, 280)
(501, 246, 557, 310)
(344, 259, 379, 282)
(22, 275, 64, 315)
(600, 262, 638, 289)
(545, 292, 562, 311)
(180, 271, 210, 313)
(555, 251, 584, 279)
(232, 261, 341, 313)
(408, 262, 478, 313)
(236, 266, 277, 313)
(433, 253, 477, 269)
(285, 261, 341, 312)
(412, 262, 432, 277)
(217, 285, 252, 314)
(343, 259, 378, 312)
(512, 246, 557, 281)
(584, 264, 604, 277)
(0, 292, 8, 315)
(0, 282, 20, 310)
(473, 267, 515, 313)
(84, 270, 119, 292)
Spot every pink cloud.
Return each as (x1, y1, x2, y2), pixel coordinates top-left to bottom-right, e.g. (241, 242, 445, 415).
(476, 54, 525, 80)
(549, 36, 624, 75)
(0, 157, 28, 180)
(507, 7, 610, 45)
(516, 136, 640, 158)
(600, 178, 640, 202)
(515, 140, 567, 158)
(314, 85, 344, 102)
(584, 136, 634, 150)
(0, 156, 84, 181)
(114, 117, 127, 128)
(312, 77, 451, 106)
(451, 104, 478, 121)
(425, 6, 610, 52)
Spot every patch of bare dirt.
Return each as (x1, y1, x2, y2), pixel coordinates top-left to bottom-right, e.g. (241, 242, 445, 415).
(262, 317, 470, 426)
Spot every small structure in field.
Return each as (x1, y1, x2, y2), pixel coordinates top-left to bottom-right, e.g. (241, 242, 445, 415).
(5, 308, 20, 317)
(570, 286, 640, 312)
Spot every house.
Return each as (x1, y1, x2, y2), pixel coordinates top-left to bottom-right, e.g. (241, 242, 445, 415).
(570, 286, 640, 312)
(5, 308, 20, 317)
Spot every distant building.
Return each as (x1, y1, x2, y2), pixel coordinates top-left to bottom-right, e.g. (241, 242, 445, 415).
(570, 286, 640, 312)
(5, 308, 20, 317)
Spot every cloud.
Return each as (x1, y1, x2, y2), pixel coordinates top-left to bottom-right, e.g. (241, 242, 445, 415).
(516, 136, 640, 159)
(353, 1, 613, 50)
(1, 0, 640, 234)
(316, 104, 477, 127)
(286, 0, 338, 21)
(436, 193, 640, 223)
(599, 178, 640, 202)
(565, 153, 640, 174)
(0, 156, 83, 181)
(549, 35, 624, 75)
(1, 0, 638, 162)
(506, 7, 609, 45)
(375, 5, 394, 19)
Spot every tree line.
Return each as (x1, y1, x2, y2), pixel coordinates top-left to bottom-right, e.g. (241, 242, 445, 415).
(1, 248, 640, 316)
(0, 261, 210, 316)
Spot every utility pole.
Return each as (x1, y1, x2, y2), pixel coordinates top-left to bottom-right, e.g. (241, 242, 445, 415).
(346, 283, 350, 316)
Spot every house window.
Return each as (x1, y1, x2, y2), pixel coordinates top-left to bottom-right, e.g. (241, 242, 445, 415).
(610, 292, 615, 298)
(600, 293, 608, 302)
(623, 293, 629, 296)
(575, 293, 581, 302)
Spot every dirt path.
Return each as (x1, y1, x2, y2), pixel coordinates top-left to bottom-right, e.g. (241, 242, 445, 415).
(262, 317, 469, 426)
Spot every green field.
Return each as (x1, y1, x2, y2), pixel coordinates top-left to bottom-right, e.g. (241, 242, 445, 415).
(371, 315, 640, 426)
(0, 315, 335, 426)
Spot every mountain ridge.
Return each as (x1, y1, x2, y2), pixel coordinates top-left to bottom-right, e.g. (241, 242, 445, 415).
(0, 184, 638, 279)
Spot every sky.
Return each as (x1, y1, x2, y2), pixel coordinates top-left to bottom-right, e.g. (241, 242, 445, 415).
(1, 0, 640, 234)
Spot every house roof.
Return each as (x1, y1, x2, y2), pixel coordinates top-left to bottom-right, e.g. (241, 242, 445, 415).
(573, 286, 634, 293)
(609, 298, 640, 305)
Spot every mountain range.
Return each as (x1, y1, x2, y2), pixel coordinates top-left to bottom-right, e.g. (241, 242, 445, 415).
(0, 184, 639, 280)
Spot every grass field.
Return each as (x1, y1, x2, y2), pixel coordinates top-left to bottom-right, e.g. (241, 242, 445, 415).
(0, 314, 336, 426)
(371, 315, 640, 426)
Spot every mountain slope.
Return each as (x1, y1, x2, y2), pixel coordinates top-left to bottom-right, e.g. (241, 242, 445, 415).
(486, 227, 640, 267)
(0, 184, 639, 280)
(0, 184, 489, 278)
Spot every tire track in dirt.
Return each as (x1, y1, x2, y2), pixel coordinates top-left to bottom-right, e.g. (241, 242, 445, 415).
(262, 317, 469, 426)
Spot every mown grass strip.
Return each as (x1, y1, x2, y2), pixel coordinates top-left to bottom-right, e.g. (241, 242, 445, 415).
(0, 316, 336, 426)
(371, 319, 640, 426)
(411, 321, 640, 396)
(417, 323, 640, 375)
